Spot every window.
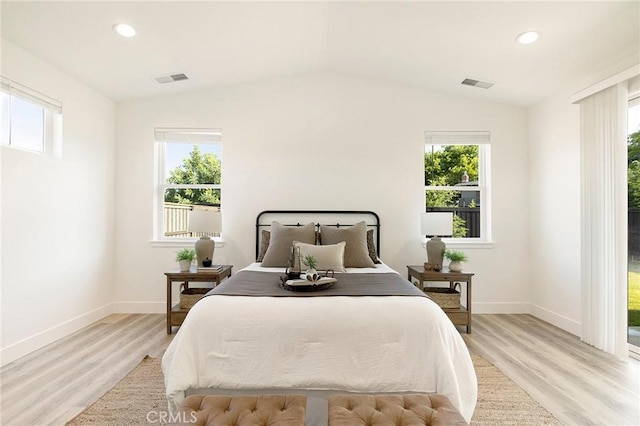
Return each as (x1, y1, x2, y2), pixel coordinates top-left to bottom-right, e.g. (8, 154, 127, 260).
(1, 76, 62, 155)
(154, 128, 222, 241)
(424, 131, 491, 242)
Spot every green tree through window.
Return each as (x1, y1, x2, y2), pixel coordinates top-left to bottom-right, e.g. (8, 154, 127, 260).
(425, 145, 479, 187)
(629, 130, 640, 208)
(164, 146, 221, 205)
(425, 144, 480, 238)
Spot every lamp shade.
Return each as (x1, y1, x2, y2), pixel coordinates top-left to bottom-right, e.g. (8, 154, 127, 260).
(421, 212, 453, 237)
(188, 210, 222, 235)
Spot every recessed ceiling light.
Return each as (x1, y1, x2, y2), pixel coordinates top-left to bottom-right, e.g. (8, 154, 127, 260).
(113, 23, 136, 38)
(516, 31, 539, 45)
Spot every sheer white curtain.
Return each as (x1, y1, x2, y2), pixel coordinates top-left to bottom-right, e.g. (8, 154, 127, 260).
(579, 83, 628, 357)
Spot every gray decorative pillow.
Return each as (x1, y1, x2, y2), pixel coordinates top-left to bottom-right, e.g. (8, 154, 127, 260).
(257, 230, 270, 262)
(320, 221, 376, 268)
(260, 221, 316, 267)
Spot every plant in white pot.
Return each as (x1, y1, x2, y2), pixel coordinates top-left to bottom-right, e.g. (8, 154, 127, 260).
(445, 250, 468, 272)
(176, 248, 196, 272)
(301, 254, 320, 283)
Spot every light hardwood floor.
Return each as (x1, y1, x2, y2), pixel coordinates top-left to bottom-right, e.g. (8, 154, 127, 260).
(0, 314, 173, 426)
(463, 315, 640, 426)
(1, 314, 638, 426)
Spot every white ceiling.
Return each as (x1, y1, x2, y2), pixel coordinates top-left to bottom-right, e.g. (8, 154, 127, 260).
(2, 1, 639, 107)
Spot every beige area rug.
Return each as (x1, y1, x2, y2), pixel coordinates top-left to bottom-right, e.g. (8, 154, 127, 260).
(67, 355, 561, 426)
(471, 355, 561, 425)
(66, 356, 166, 426)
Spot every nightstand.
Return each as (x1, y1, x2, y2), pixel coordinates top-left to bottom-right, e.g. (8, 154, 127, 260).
(407, 265, 474, 333)
(165, 265, 232, 334)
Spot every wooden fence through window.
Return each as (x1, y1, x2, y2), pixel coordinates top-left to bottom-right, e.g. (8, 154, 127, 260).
(420, 208, 640, 258)
(164, 203, 221, 237)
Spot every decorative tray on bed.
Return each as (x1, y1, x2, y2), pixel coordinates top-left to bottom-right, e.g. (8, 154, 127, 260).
(279, 276, 337, 292)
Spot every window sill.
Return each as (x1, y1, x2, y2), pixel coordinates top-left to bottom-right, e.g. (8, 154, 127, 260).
(422, 240, 494, 249)
(150, 238, 225, 248)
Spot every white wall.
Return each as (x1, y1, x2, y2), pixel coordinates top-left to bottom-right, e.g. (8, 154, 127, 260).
(528, 91, 582, 334)
(528, 63, 640, 337)
(114, 72, 530, 314)
(0, 40, 116, 365)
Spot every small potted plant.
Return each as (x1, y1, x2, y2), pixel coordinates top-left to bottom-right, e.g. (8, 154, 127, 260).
(444, 250, 468, 272)
(176, 248, 196, 272)
(301, 254, 320, 282)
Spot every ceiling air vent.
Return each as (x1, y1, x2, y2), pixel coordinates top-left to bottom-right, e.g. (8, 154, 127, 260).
(461, 78, 494, 89)
(155, 73, 189, 84)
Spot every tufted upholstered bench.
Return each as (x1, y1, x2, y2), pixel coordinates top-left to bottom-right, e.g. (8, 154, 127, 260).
(167, 394, 307, 426)
(328, 394, 468, 426)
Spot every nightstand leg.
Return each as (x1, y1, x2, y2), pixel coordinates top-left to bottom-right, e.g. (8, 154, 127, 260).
(166, 276, 172, 335)
(466, 278, 472, 333)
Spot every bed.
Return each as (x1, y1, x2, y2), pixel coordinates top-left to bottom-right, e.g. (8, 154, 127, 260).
(162, 210, 477, 425)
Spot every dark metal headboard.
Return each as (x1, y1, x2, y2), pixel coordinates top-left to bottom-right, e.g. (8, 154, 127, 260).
(256, 210, 381, 259)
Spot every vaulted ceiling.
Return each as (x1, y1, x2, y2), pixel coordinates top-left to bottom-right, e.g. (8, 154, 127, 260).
(2, 1, 638, 107)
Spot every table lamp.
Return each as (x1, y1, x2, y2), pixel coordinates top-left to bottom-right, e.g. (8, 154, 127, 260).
(188, 210, 222, 267)
(421, 212, 453, 271)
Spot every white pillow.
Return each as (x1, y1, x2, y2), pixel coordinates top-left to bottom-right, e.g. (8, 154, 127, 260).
(293, 241, 346, 272)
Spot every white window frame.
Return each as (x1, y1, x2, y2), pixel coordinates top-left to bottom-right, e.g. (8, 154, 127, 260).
(627, 94, 640, 357)
(151, 128, 224, 247)
(424, 131, 492, 247)
(1, 76, 62, 156)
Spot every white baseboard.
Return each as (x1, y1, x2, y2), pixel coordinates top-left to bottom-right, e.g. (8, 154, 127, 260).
(529, 303, 581, 336)
(473, 302, 531, 314)
(0, 303, 113, 367)
(473, 302, 581, 336)
(112, 302, 165, 314)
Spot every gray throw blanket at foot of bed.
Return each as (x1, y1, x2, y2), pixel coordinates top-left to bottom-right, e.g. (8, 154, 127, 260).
(206, 270, 427, 297)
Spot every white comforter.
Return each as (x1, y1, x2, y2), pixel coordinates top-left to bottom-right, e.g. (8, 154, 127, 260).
(162, 264, 477, 422)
